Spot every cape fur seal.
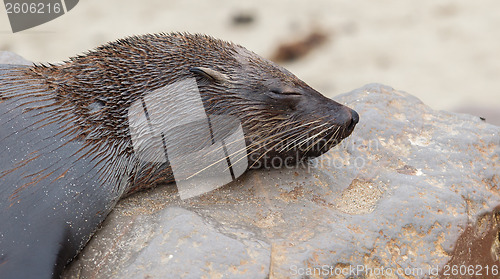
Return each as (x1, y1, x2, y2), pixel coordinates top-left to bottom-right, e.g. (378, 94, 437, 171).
(0, 33, 358, 278)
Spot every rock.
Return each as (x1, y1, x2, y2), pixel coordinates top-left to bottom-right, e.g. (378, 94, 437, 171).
(60, 83, 500, 278)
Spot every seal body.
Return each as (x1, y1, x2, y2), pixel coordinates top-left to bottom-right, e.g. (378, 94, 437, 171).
(0, 65, 127, 278)
(0, 33, 358, 278)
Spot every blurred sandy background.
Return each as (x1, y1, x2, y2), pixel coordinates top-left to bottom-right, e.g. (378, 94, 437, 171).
(1, 0, 499, 124)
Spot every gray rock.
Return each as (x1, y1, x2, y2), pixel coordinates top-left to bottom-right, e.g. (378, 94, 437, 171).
(61, 83, 500, 278)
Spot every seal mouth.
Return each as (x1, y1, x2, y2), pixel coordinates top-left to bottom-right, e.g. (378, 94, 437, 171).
(280, 110, 357, 161)
(307, 107, 359, 158)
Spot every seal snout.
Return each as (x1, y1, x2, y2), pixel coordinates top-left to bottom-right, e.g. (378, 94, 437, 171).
(320, 99, 358, 138)
(333, 105, 358, 139)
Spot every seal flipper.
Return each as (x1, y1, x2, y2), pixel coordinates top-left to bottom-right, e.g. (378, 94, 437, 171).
(0, 223, 72, 279)
(0, 65, 126, 279)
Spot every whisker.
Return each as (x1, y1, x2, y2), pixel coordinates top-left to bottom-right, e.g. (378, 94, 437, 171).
(280, 122, 330, 152)
(319, 125, 340, 151)
(183, 120, 316, 178)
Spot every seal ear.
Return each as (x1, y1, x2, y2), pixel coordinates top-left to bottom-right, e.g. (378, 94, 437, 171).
(190, 67, 228, 84)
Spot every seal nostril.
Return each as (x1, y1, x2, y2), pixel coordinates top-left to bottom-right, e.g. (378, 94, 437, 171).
(351, 109, 359, 125)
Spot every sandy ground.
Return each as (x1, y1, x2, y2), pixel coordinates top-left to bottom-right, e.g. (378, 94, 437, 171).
(1, 0, 499, 124)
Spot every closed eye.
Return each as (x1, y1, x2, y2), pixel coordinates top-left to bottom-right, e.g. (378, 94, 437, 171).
(270, 89, 302, 96)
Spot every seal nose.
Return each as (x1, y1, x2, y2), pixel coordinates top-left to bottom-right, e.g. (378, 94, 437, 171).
(351, 109, 359, 125)
(347, 109, 359, 131)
